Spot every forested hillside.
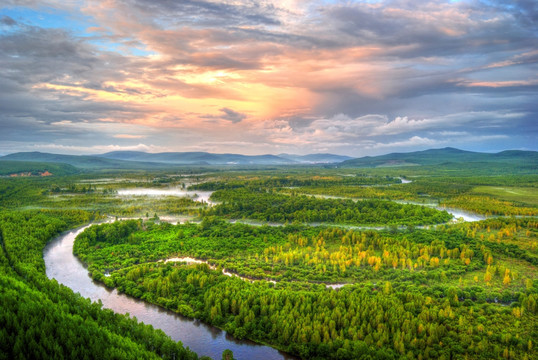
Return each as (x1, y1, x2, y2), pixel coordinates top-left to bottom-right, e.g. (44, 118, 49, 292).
(0, 207, 201, 359)
(0, 163, 536, 360)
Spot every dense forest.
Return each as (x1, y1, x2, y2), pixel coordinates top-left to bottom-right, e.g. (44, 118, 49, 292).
(0, 210, 202, 360)
(74, 218, 538, 359)
(0, 163, 536, 359)
(204, 188, 452, 225)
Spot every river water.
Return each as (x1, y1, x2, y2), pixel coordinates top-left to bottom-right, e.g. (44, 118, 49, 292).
(116, 188, 214, 204)
(115, 186, 486, 223)
(437, 207, 486, 222)
(43, 185, 485, 359)
(43, 225, 296, 360)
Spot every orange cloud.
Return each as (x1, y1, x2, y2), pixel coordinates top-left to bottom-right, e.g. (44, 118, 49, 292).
(463, 80, 538, 88)
(113, 134, 146, 139)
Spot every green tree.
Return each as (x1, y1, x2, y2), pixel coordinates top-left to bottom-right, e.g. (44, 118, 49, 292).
(222, 349, 235, 360)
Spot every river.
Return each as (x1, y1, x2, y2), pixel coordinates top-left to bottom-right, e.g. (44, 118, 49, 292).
(116, 188, 214, 204)
(436, 207, 486, 222)
(44, 186, 484, 359)
(115, 186, 486, 223)
(43, 225, 296, 360)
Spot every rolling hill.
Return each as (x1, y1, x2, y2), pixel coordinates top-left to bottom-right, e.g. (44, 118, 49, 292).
(277, 153, 353, 164)
(339, 147, 538, 168)
(3, 148, 536, 171)
(0, 160, 79, 176)
(0, 151, 350, 170)
(0, 152, 170, 170)
(97, 151, 296, 165)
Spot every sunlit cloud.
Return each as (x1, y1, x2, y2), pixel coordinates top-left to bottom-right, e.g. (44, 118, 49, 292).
(113, 134, 146, 139)
(0, 141, 168, 155)
(462, 80, 538, 88)
(0, 0, 536, 155)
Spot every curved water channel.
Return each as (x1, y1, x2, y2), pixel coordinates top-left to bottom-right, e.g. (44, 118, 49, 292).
(43, 225, 296, 360)
(162, 257, 348, 289)
(43, 184, 486, 360)
(115, 184, 486, 223)
(116, 188, 215, 205)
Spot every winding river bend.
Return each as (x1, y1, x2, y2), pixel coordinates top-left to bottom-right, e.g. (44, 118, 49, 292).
(43, 225, 296, 360)
(43, 186, 486, 359)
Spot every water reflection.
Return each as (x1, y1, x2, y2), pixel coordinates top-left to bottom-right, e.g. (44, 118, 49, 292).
(43, 225, 296, 360)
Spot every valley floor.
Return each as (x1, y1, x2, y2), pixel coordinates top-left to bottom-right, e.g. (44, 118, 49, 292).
(1, 165, 537, 359)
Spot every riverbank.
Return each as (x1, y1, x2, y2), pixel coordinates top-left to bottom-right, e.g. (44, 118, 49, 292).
(44, 224, 296, 360)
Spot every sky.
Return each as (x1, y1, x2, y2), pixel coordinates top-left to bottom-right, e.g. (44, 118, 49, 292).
(0, 0, 536, 156)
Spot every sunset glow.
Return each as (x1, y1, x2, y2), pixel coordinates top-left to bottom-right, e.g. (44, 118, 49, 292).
(1, 0, 536, 155)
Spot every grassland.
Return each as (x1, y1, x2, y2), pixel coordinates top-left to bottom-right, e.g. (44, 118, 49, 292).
(1, 157, 537, 360)
(472, 186, 538, 207)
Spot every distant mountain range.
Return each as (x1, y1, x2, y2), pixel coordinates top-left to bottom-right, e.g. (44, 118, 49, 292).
(97, 151, 353, 165)
(338, 147, 538, 168)
(0, 151, 352, 170)
(0, 160, 78, 176)
(0, 152, 168, 170)
(0, 148, 536, 172)
(277, 153, 354, 164)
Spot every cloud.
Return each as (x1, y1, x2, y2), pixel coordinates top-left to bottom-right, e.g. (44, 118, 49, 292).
(0, 0, 536, 155)
(367, 111, 527, 136)
(366, 136, 439, 150)
(0, 15, 17, 26)
(113, 134, 146, 139)
(0, 141, 167, 156)
(460, 79, 538, 88)
(219, 107, 247, 123)
(198, 108, 248, 123)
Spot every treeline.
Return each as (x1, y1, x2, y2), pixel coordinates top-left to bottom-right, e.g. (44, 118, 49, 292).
(0, 210, 202, 360)
(74, 219, 538, 359)
(190, 175, 401, 191)
(274, 175, 538, 216)
(75, 218, 489, 286)
(0, 175, 203, 218)
(204, 189, 452, 225)
(441, 196, 538, 216)
(77, 218, 537, 296)
(455, 218, 538, 266)
(420, 175, 538, 188)
(0, 160, 78, 176)
(75, 218, 310, 278)
(0, 178, 47, 209)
